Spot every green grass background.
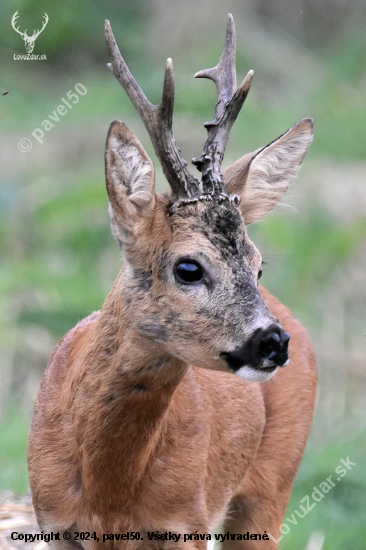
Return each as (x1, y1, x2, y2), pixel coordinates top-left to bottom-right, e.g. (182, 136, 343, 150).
(1, 1, 366, 548)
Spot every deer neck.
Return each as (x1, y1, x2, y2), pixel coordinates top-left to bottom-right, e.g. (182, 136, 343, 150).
(78, 268, 188, 508)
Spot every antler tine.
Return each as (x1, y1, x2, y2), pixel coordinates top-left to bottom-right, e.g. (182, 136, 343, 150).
(33, 13, 49, 39)
(11, 11, 19, 26)
(40, 13, 49, 31)
(193, 14, 254, 196)
(11, 11, 25, 37)
(105, 20, 154, 126)
(105, 19, 200, 202)
(195, 13, 237, 120)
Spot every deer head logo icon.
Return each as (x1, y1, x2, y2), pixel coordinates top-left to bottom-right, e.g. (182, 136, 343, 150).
(11, 11, 49, 54)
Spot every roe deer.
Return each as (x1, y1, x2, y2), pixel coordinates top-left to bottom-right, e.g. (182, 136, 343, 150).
(28, 14, 317, 549)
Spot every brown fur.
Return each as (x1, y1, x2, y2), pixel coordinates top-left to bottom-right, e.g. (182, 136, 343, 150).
(28, 120, 316, 549)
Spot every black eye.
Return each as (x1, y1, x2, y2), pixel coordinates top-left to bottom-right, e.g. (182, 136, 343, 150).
(258, 267, 263, 280)
(175, 261, 203, 284)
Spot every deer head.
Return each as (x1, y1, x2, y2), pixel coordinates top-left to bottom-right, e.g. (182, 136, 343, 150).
(104, 14, 313, 382)
(11, 11, 48, 54)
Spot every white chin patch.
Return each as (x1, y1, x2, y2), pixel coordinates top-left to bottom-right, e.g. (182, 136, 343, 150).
(235, 365, 278, 382)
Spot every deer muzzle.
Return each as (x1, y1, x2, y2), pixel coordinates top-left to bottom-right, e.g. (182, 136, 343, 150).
(221, 325, 290, 374)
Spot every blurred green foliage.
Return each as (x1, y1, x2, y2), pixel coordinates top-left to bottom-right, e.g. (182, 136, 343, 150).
(1, 1, 366, 547)
(0, 0, 151, 64)
(0, 408, 29, 494)
(282, 433, 366, 549)
(250, 209, 366, 324)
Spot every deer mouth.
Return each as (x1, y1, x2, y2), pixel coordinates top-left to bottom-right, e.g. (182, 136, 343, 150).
(221, 353, 280, 373)
(227, 363, 279, 383)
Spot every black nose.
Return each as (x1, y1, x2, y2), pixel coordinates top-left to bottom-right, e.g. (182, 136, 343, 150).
(258, 328, 290, 363)
(221, 325, 290, 372)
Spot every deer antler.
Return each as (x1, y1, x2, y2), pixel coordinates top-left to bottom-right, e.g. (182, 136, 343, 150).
(105, 14, 251, 208)
(105, 20, 200, 203)
(32, 13, 49, 39)
(193, 14, 253, 196)
(11, 11, 26, 39)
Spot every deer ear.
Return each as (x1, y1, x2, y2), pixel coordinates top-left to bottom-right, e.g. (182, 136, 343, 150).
(224, 118, 313, 224)
(105, 121, 155, 252)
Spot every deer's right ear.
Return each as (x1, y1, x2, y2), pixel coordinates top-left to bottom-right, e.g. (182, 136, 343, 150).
(105, 121, 155, 251)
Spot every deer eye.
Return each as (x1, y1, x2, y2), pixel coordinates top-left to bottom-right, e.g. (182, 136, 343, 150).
(174, 260, 204, 284)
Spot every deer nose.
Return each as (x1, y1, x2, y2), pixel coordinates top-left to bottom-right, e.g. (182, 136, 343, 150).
(257, 327, 290, 363)
(221, 325, 290, 372)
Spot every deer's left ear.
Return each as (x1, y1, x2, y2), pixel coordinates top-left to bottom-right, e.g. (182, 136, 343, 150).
(224, 118, 313, 224)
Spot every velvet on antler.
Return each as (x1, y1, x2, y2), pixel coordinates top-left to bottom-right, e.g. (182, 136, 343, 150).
(105, 14, 252, 210)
